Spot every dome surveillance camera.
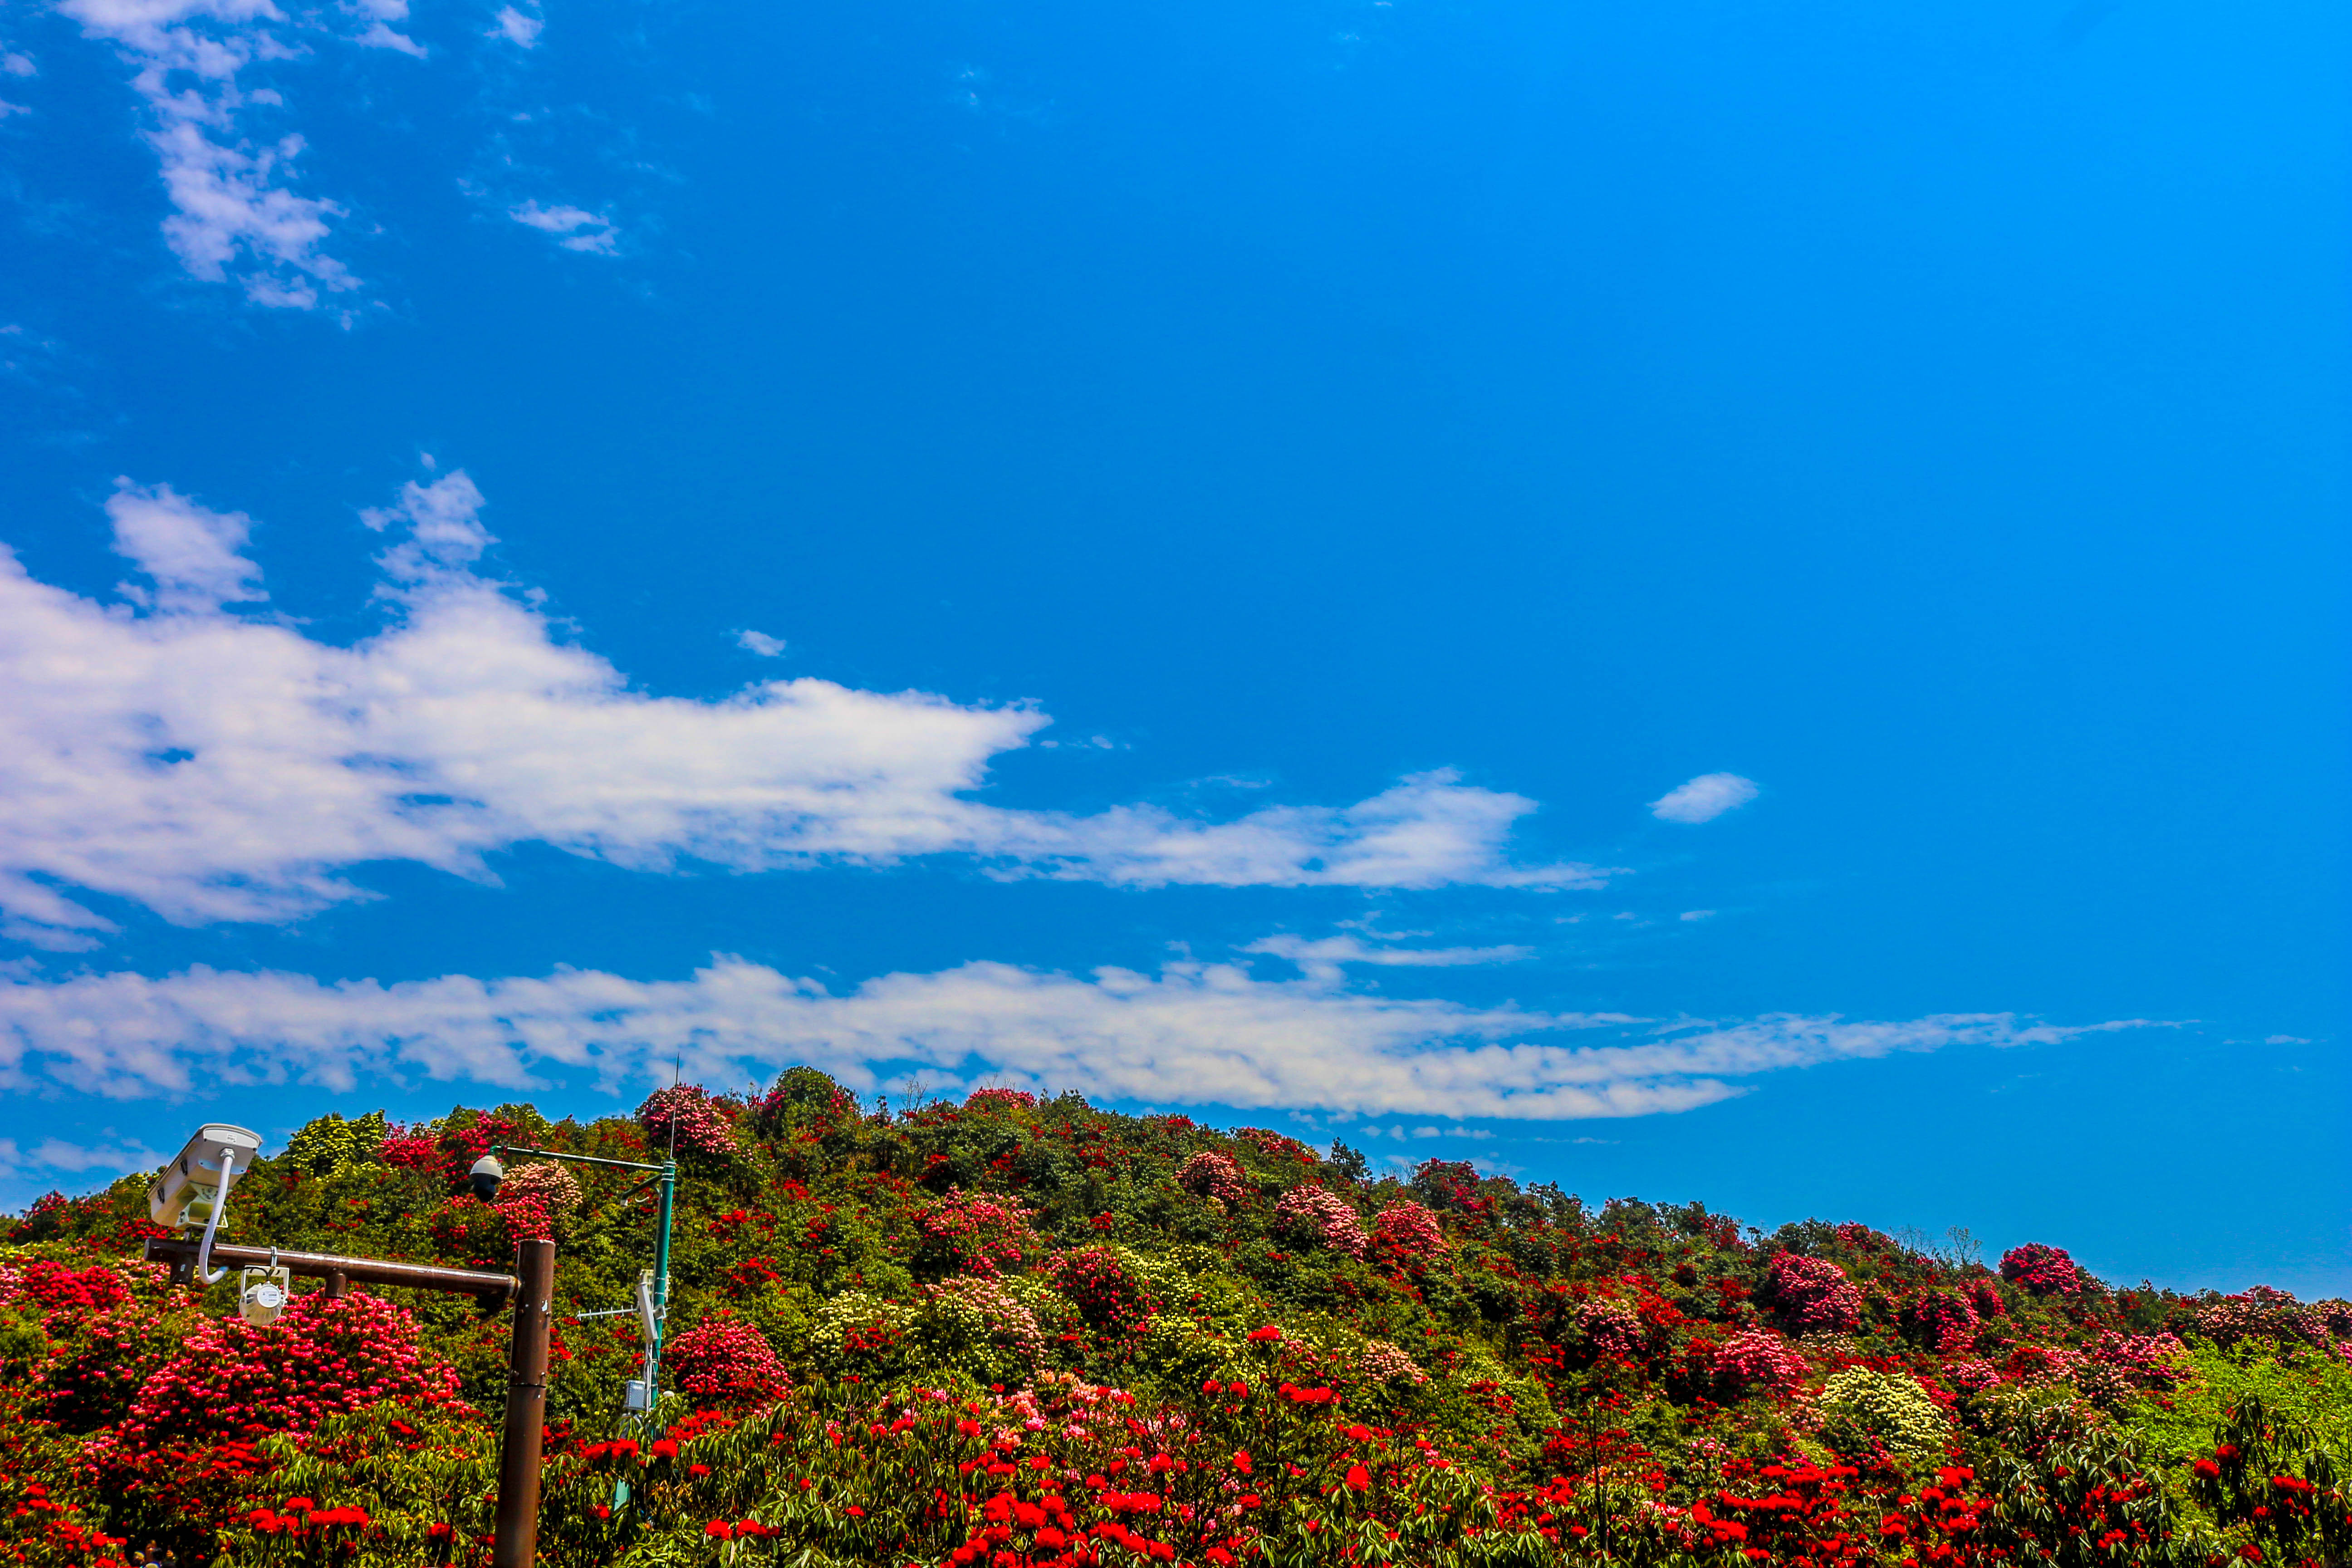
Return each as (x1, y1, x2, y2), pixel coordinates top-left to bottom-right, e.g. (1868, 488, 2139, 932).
(470, 1154, 505, 1200)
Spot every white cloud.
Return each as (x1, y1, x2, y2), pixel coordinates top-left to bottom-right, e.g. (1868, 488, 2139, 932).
(2, 52, 36, 75)
(107, 480, 265, 612)
(1649, 772, 1759, 825)
(0, 1135, 161, 1180)
(1678, 909, 1715, 922)
(488, 6, 541, 47)
(55, 0, 366, 308)
(354, 20, 424, 56)
(0, 470, 1592, 941)
(508, 200, 617, 254)
(1242, 933, 1530, 984)
(736, 629, 786, 657)
(0, 955, 2151, 1118)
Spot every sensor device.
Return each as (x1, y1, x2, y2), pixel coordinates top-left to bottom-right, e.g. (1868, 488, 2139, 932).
(240, 1265, 292, 1325)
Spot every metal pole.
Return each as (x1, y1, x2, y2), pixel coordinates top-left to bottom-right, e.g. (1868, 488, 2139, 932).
(642, 1162, 676, 1400)
(492, 1238, 555, 1568)
(144, 1237, 518, 1310)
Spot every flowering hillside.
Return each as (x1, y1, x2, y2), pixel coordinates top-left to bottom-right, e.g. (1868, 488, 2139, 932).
(3, 1073, 2348, 1568)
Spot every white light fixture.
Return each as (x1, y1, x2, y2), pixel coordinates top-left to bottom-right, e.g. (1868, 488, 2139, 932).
(148, 1123, 263, 1285)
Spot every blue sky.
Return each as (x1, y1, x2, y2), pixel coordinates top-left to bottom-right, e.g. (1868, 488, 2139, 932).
(0, 0, 2342, 1294)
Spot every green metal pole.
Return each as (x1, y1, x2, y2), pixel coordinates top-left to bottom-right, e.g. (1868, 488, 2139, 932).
(643, 1161, 676, 1404)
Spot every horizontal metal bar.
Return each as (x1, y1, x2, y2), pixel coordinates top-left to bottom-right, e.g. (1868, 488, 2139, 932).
(495, 1145, 669, 1173)
(568, 1308, 638, 1319)
(146, 1237, 518, 1308)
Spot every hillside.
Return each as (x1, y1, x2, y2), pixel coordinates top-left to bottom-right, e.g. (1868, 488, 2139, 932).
(2, 1073, 2347, 1568)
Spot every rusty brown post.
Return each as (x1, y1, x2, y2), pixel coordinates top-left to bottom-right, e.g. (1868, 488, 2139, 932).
(492, 1238, 555, 1568)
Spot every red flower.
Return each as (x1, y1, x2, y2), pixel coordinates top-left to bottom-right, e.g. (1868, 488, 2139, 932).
(1345, 1465, 1372, 1492)
(705, 1520, 734, 1540)
(1248, 1325, 1283, 1343)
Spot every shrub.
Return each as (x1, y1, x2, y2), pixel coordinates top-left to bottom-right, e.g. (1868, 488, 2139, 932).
(1175, 1152, 1246, 1205)
(1, 1258, 131, 1326)
(378, 1125, 442, 1171)
(2087, 1330, 2190, 1387)
(1944, 1358, 2002, 1393)
(1818, 1367, 1951, 1465)
(1046, 1247, 1157, 1332)
(426, 1196, 528, 1265)
(965, 1087, 1037, 1112)
(1358, 1339, 1429, 1386)
(664, 1317, 791, 1409)
(753, 1067, 858, 1132)
(1999, 1243, 2082, 1297)
(1578, 1298, 1646, 1362)
(1763, 1253, 1863, 1333)
(1713, 1327, 1808, 1394)
(496, 1160, 582, 1221)
(103, 1291, 463, 1457)
(1272, 1187, 1367, 1259)
(2192, 1285, 2337, 1353)
(811, 1292, 916, 1372)
(1965, 1277, 2005, 1318)
(917, 1276, 1048, 1383)
(1905, 1289, 1980, 1354)
(637, 1085, 741, 1160)
(281, 1112, 389, 1178)
(915, 1189, 1039, 1277)
(1372, 1200, 1448, 1259)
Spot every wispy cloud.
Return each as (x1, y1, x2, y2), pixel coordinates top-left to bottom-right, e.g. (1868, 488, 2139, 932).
(487, 6, 542, 48)
(54, 0, 378, 309)
(1242, 933, 1531, 983)
(508, 200, 617, 255)
(0, 1134, 161, 1180)
(0, 956, 2151, 1118)
(1650, 772, 1759, 825)
(0, 470, 1595, 942)
(736, 630, 787, 657)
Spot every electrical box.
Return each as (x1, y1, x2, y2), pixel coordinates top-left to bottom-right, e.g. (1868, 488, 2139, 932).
(623, 1379, 652, 1412)
(239, 1265, 291, 1325)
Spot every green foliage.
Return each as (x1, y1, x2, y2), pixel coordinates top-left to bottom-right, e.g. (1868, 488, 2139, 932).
(5, 1076, 2349, 1568)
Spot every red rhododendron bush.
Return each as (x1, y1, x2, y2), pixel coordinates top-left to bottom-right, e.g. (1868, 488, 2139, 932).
(4, 1083, 2351, 1568)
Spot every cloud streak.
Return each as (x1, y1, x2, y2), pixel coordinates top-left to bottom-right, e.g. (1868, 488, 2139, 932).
(0, 471, 1594, 942)
(0, 955, 2149, 1119)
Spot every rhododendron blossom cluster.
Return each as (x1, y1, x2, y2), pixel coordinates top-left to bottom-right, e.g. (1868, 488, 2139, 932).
(917, 1189, 1041, 1277)
(1371, 1200, 1447, 1258)
(496, 1159, 582, 1220)
(1271, 1186, 1367, 1259)
(1712, 1326, 1809, 1393)
(1906, 1287, 1980, 1354)
(663, 1316, 792, 1409)
(102, 1292, 464, 1458)
(637, 1085, 742, 1159)
(1763, 1252, 1864, 1333)
(1999, 1242, 2083, 1297)
(1577, 1297, 1646, 1361)
(1175, 1152, 1246, 1205)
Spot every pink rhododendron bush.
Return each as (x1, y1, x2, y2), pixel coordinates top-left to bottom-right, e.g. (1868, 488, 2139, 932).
(3, 1082, 2349, 1568)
